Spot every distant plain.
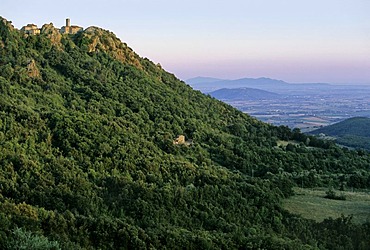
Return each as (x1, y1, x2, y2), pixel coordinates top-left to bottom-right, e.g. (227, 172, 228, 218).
(188, 77, 370, 131)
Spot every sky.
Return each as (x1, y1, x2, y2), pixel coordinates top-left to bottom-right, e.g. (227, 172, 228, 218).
(2, 0, 370, 84)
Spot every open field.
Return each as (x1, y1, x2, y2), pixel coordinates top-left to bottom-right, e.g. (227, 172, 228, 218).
(283, 187, 370, 224)
(276, 140, 300, 147)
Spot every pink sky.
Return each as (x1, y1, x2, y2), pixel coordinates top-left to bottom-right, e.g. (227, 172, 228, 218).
(3, 0, 370, 84)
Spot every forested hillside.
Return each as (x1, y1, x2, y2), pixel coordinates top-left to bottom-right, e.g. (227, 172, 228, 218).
(311, 117, 370, 151)
(1, 17, 370, 249)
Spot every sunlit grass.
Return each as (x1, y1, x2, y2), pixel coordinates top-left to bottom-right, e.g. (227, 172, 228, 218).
(276, 140, 299, 147)
(283, 187, 370, 224)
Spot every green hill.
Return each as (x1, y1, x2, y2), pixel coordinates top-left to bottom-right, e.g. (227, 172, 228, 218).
(1, 17, 370, 249)
(311, 117, 370, 150)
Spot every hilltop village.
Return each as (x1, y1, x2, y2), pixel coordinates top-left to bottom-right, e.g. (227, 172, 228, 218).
(21, 18, 82, 35)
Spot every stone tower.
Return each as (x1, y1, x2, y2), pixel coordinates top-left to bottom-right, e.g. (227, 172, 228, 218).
(60, 18, 83, 34)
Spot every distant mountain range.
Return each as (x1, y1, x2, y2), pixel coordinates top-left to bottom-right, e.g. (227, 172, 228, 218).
(310, 117, 370, 150)
(187, 77, 289, 93)
(185, 76, 226, 85)
(186, 76, 370, 95)
(209, 87, 280, 101)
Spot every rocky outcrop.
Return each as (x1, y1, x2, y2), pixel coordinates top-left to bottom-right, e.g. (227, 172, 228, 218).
(40, 23, 62, 47)
(26, 59, 40, 78)
(0, 16, 15, 31)
(1, 17, 145, 72)
(81, 26, 143, 69)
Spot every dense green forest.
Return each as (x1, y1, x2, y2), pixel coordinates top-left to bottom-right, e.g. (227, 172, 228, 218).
(311, 117, 370, 151)
(1, 17, 370, 249)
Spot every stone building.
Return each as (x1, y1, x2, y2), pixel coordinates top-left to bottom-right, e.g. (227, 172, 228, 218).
(21, 19, 83, 36)
(173, 135, 186, 145)
(60, 18, 83, 34)
(21, 24, 40, 35)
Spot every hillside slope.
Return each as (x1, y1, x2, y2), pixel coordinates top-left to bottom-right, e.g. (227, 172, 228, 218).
(311, 117, 370, 150)
(1, 17, 370, 249)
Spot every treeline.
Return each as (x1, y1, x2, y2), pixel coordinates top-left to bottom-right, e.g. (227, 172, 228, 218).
(1, 17, 370, 249)
(310, 117, 370, 151)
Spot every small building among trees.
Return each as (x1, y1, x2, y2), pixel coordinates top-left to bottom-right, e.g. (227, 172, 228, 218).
(21, 24, 40, 35)
(173, 135, 193, 146)
(173, 135, 186, 145)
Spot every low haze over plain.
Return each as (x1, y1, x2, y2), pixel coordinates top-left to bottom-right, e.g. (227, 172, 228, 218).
(2, 0, 370, 84)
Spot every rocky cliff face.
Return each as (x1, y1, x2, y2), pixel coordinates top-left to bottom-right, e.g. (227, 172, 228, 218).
(80, 26, 143, 69)
(26, 59, 40, 78)
(40, 23, 62, 47)
(1, 17, 15, 31)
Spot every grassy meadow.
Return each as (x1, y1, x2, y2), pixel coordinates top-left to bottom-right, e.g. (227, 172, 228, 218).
(283, 187, 370, 224)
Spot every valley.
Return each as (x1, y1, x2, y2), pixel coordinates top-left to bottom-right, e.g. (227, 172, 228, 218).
(188, 77, 370, 132)
(230, 91, 370, 132)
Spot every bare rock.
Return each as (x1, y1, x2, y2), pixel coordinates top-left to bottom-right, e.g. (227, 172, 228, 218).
(82, 26, 143, 69)
(27, 59, 40, 78)
(40, 23, 62, 47)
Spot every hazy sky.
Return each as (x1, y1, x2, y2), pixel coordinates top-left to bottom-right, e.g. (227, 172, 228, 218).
(2, 0, 370, 84)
